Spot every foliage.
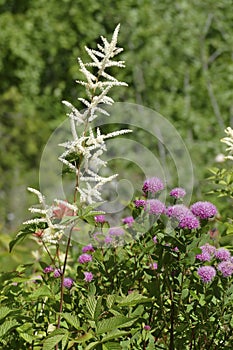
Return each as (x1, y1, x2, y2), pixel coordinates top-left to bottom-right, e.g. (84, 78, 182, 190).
(0, 24, 233, 350)
(1, 0, 233, 230)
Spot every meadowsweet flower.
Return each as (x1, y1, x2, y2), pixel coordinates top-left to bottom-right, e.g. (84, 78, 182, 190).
(94, 215, 106, 223)
(217, 261, 233, 277)
(166, 204, 190, 220)
(169, 187, 186, 199)
(197, 266, 216, 283)
(52, 200, 75, 219)
(63, 277, 73, 289)
(178, 213, 200, 230)
(190, 201, 217, 219)
(84, 272, 94, 282)
(109, 227, 124, 236)
(122, 216, 134, 226)
(103, 235, 112, 244)
(78, 254, 93, 264)
(54, 269, 62, 278)
(215, 248, 231, 261)
(221, 127, 233, 160)
(43, 266, 54, 274)
(196, 251, 211, 262)
(201, 243, 216, 255)
(82, 244, 95, 253)
(144, 325, 151, 331)
(144, 199, 166, 215)
(150, 262, 158, 270)
(134, 199, 146, 208)
(142, 177, 164, 195)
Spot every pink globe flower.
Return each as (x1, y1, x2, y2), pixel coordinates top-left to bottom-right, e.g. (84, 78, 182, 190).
(144, 199, 166, 215)
(78, 254, 93, 264)
(190, 201, 217, 219)
(94, 215, 106, 223)
(197, 266, 216, 283)
(217, 261, 233, 277)
(169, 187, 186, 199)
(122, 216, 134, 227)
(84, 272, 94, 282)
(142, 177, 164, 195)
(82, 244, 95, 253)
(63, 277, 73, 289)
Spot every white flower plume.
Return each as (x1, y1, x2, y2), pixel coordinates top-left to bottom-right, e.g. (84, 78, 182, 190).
(59, 24, 131, 204)
(221, 127, 233, 160)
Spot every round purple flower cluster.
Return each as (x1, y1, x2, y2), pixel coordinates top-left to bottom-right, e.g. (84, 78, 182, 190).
(63, 277, 73, 289)
(190, 201, 217, 219)
(178, 214, 200, 230)
(43, 266, 54, 274)
(109, 227, 125, 236)
(197, 266, 216, 283)
(144, 199, 166, 215)
(84, 271, 94, 282)
(166, 204, 190, 220)
(82, 244, 95, 253)
(122, 216, 135, 226)
(142, 177, 164, 195)
(169, 187, 186, 199)
(196, 243, 216, 262)
(54, 269, 62, 278)
(217, 261, 233, 277)
(134, 199, 146, 208)
(215, 247, 231, 261)
(78, 254, 93, 264)
(94, 215, 106, 223)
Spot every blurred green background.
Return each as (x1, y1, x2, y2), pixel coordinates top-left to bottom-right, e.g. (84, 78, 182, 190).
(0, 0, 233, 267)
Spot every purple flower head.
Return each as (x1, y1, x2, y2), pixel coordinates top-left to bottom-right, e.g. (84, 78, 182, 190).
(215, 248, 231, 261)
(201, 243, 216, 256)
(122, 216, 134, 227)
(144, 325, 151, 331)
(78, 254, 93, 264)
(144, 199, 166, 215)
(197, 266, 216, 283)
(190, 201, 217, 219)
(169, 187, 186, 199)
(109, 227, 124, 236)
(178, 213, 200, 230)
(82, 244, 95, 253)
(153, 236, 157, 244)
(84, 271, 94, 282)
(104, 235, 113, 244)
(196, 251, 211, 262)
(63, 277, 73, 289)
(94, 215, 106, 223)
(166, 204, 190, 220)
(134, 199, 146, 208)
(218, 261, 233, 277)
(43, 266, 54, 274)
(149, 262, 158, 270)
(173, 246, 179, 252)
(54, 269, 62, 278)
(142, 177, 164, 195)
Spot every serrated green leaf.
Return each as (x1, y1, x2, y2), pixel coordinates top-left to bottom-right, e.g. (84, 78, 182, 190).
(86, 296, 102, 321)
(117, 292, 151, 307)
(0, 306, 12, 321)
(0, 320, 19, 338)
(106, 295, 117, 309)
(29, 285, 52, 300)
(43, 329, 68, 350)
(102, 342, 122, 350)
(101, 330, 129, 342)
(18, 332, 34, 344)
(97, 316, 137, 335)
(73, 332, 93, 343)
(85, 341, 101, 350)
(62, 313, 80, 330)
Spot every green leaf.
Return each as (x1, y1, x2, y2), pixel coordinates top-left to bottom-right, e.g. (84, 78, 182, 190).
(9, 228, 34, 252)
(117, 292, 151, 307)
(85, 341, 101, 350)
(86, 296, 102, 321)
(43, 329, 68, 350)
(0, 320, 19, 338)
(101, 330, 129, 342)
(97, 316, 137, 335)
(29, 285, 53, 300)
(62, 313, 80, 330)
(102, 342, 122, 350)
(0, 306, 12, 321)
(73, 332, 93, 343)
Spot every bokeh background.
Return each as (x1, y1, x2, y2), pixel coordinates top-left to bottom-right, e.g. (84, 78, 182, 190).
(0, 0, 232, 266)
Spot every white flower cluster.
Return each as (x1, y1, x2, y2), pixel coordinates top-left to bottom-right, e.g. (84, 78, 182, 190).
(59, 24, 131, 204)
(221, 127, 233, 160)
(23, 188, 77, 244)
